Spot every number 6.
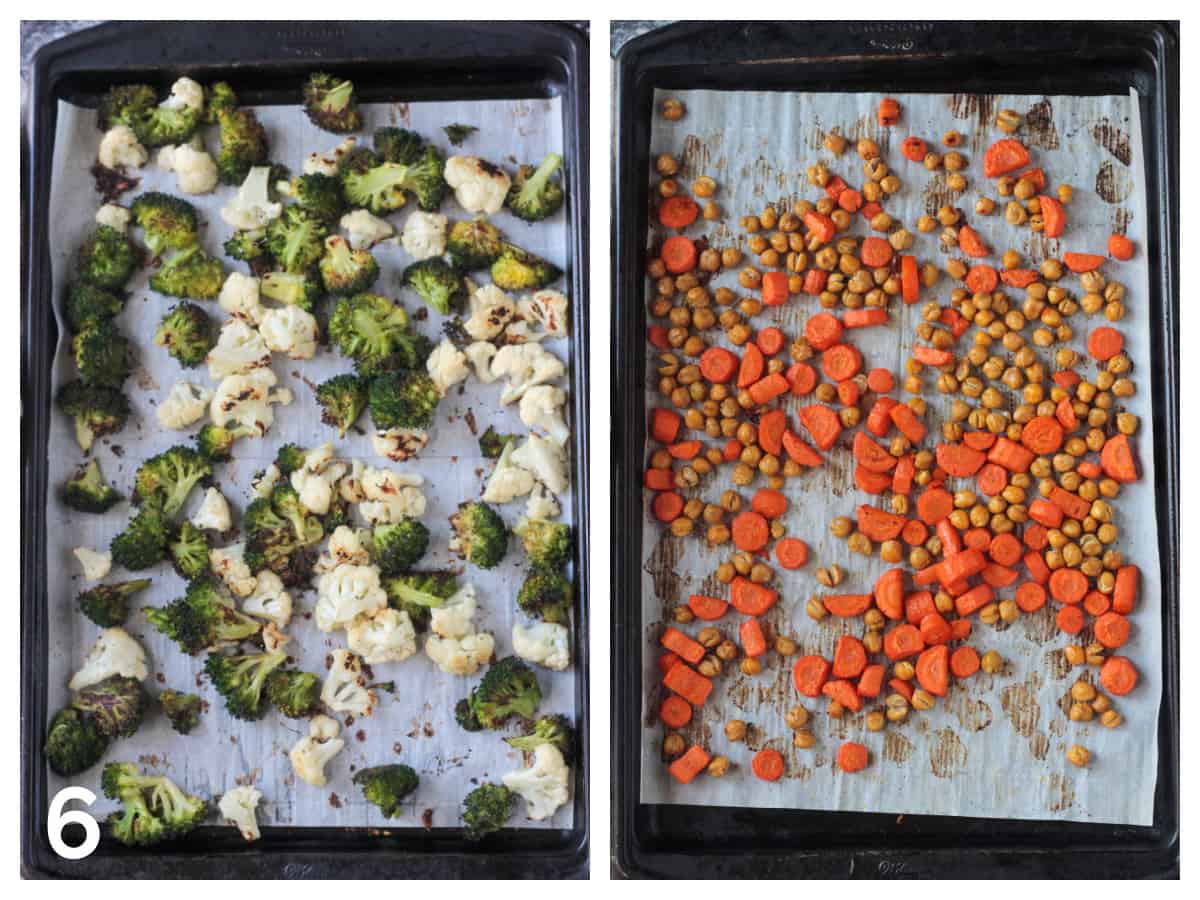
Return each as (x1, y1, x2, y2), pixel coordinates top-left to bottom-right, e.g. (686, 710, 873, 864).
(48, 786, 100, 860)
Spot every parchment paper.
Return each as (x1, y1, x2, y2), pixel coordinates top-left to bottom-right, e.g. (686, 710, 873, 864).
(639, 89, 1160, 825)
(45, 95, 576, 831)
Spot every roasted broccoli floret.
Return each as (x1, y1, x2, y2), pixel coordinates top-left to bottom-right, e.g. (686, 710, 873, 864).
(145, 575, 262, 655)
(504, 713, 574, 759)
(130, 192, 199, 256)
(319, 236, 379, 296)
(149, 246, 225, 300)
(72, 675, 146, 739)
(98, 84, 157, 131)
(131, 104, 201, 149)
(203, 81, 238, 124)
(271, 483, 324, 546)
(45, 707, 110, 776)
(449, 501, 508, 569)
(443, 124, 478, 147)
(491, 243, 562, 291)
(374, 127, 425, 165)
(134, 445, 212, 517)
(159, 689, 203, 734)
(216, 107, 269, 186)
(403, 145, 448, 212)
(243, 499, 311, 585)
(455, 697, 483, 732)
(515, 518, 573, 571)
(223, 228, 268, 263)
(205, 649, 287, 721)
(78, 578, 151, 628)
(327, 293, 429, 375)
(101, 762, 208, 844)
(315, 373, 368, 437)
(154, 302, 213, 367)
(264, 669, 323, 719)
(478, 425, 518, 460)
(446, 219, 504, 271)
(196, 423, 248, 463)
(369, 520, 430, 577)
(516, 568, 573, 625)
(467, 656, 542, 730)
(56, 380, 130, 452)
(72, 319, 132, 388)
(63, 281, 125, 333)
(462, 783, 515, 841)
(303, 72, 362, 134)
(110, 500, 170, 571)
(265, 205, 329, 275)
(368, 371, 440, 430)
(383, 571, 456, 632)
(353, 765, 420, 819)
(101, 768, 167, 846)
(290, 172, 345, 222)
(340, 148, 408, 215)
(273, 443, 309, 476)
(77, 225, 138, 290)
(61, 459, 122, 513)
(260, 270, 322, 310)
(169, 521, 211, 580)
(403, 258, 463, 315)
(506, 153, 564, 222)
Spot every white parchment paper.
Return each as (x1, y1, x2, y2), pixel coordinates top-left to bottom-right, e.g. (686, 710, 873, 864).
(45, 95, 576, 831)
(639, 89, 1160, 825)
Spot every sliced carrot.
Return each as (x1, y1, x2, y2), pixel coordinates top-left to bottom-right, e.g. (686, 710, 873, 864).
(747, 373, 790, 405)
(757, 409, 787, 458)
(1021, 415, 1064, 456)
(831, 635, 868, 680)
(883, 623, 926, 662)
(740, 618, 768, 658)
(804, 312, 844, 351)
(797, 404, 842, 451)
(900, 255, 919, 303)
(1064, 252, 1105, 274)
(1053, 370, 1082, 390)
(963, 527, 991, 551)
(1076, 460, 1102, 480)
(1083, 590, 1111, 617)
(1099, 656, 1138, 696)
(1028, 497, 1065, 529)
(894, 456, 917, 498)
(867, 396, 899, 437)
(751, 488, 788, 520)
(1049, 485, 1091, 522)
(658, 651, 681, 675)
(823, 343, 862, 382)
(954, 583, 994, 618)
(949, 618, 972, 641)
(837, 380, 861, 407)
(904, 591, 936, 625)
(1094, 611, 1130, 649)
(890, 404, 927, 444)
(1113, 565, 1139, 614)
(786, 362, 818, 397)
(1017, 167, 1046, 191)
(782, 430, 824, 466)
(793, 655, 831, 697)
(730, 577, 778, 616)
(756, 326, 786, 355)
(942, 548, 989, 585)
(1000, 268, 1039, 288)
(950, 647, 980, 679)
(660, 233, 698, 272)
(824, 175, 848, 200)
(1039, 194, 1066, 238)
(1056, 605, 1086, 635)
(857, 505, 906, 543)
(860, 201, 882, 220)
(803, 268, 829, 296)
(937, 520, 962, 557)
(977, 462, 1008, 497)
(1087, 326, 1124, 361)
(981, 563, 1018, 588)
(871, 569, 904, 621)
(652, 491, 684, 522)
(667, 440, 701, 460)
(722, 439, 741, 462)
(867, 367, 894, 393)
(838, 741, 870, 773)
(855, 464, 892, 494)
(1013, 582, 1047, 615)
(889, 677, 914, 702)
(857, 664, 885, 698)
(774, 537, 809, 570)
(860, 236, 894, 268)
(1108, 233, 1135, 260)
(687, 594, 729, 621)
(936, 442, 987, 478)
(838, 188, 864, 213)
(965, 264, 999, 294)
(877, 96, 901, 126)
(912, 345, 954, 366)
(916, 645, 950, 697)
(669, 745, 710, 784)
(919, 612, 953, 646)
(647, 325, 671, 349)
(844, 307, 889, 329)
(1024, 550, 1051, 584)
(1049, 568, 1088, 605)
(731, 510, 770, 552)
(661, 627, 706, 665)
(803, 211, 836, 244)
(983, 138, 1030, 178)
(1101, 434, 1138, 483)
(737, 342, 765, 389)
(751, 748, 785, 782)
(988, 532, 1022, 567)
(1023, 522, 1049, 551)
(663, 663, 713, 707)
(940, 306, 969, 338)
(660, 695, 692, 728)
(957, 225, 989, 258)
(901, 136, 928, 162)
(853, 433, 898, 474)
(987, 436, 1035, 473)
(823, 594, 874, 617)
(761, 271, 790, 307)
(1055, 396, 1079, 432)
(699, 346, 739, 384)
(916, 487, 954, 525)
(644, 468, 675, 491)
(821, 678, 862, 712)
(651, 408, 681, 444)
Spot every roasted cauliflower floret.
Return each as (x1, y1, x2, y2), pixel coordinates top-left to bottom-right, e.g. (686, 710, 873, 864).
(314, 563, 388, 632)
(320, 649, 377, 717)
(289, 714, 345, 787)
(444, 156, 511, 215)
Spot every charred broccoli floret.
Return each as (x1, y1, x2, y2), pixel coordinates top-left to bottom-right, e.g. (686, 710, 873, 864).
(265, 205, 329, 275)
(168, 521, 211, 580)
(455, 697, 483, 732)
(77, 225, 138, 290)
(102, 762, 208, 844)
(264, 669, 322, 719)
(131, 104, 201, 149)
(446, 219, 503, 271)
(289, 172, 344, 222)
(368, 371, 440, 430)
(130, 191, 199, 256)
(78, 578, 151, 628)
(478, 425, 518, 460)
(374, 127, 425, 165)
(327, 293, 429, 375)
(515, 518, 573, 571)
(369, 520, 430, 576)
(467, 656, 542, 730)
(243, 498, 309, 583)
(340, 148, 408, 215)
(449, 500, 508, 569)
(260, 270, 322, 310)
(271, 483, 324, 546)
(145, 575, 262, 655)
(196, 423, 248, 463)
(319, 235, 379, 296)
(63, 281, 125, 333)
(353, 765, 420, 819)
(216, 107, 269, 186)
(273, 443, 309, 476)
(61, 459, 122, 514)
(223, 228, 268, 263)
(403, 145, 448, 212)
(110, 500, 170, 571)
(504, 713, 574, 759)
(506, 152, 564, 222)
(45, 707, 110, 776)
(315, 373, 368, 437)
(443, 124, 478, 147)
(149, 246, 225, 300)
(383, 571, 458, 632)
(73, 319, 132, 388)
(303, 72, 362, 134)
(205, 649, 287, 720)
(462, 783, 515, 840)
(56, 380, 130, 451)
(159, 689, 203, 734)
(134, 445, 211, 517)
(203, 81, 238, 124)
(491, 242, 562, 291)
(98, 84, 157, 131)
(154, 302, 213, 367)
(516, 568, 573, 625)
(403, 257, 463, 315)
(72, 675, 147, 739)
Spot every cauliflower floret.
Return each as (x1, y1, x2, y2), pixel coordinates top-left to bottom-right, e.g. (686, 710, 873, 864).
(209, 369, 292, 438)
(482, 442, 535, 504)
(251, 463, 282, 499)
(210, 543, 257, 598)
(315, 525, 372, 573)
(95, 203, 131, 234)
(321, 649, 377, 717)
(98, 125, 147, 169)
(221, 166, 283, 230)
(290, 456, 348, 516)
(340, 208, 395, 250)
(399, 210, 448, 260)
(347, 608, 418, 664)
(519, 384, 569, 446)
(218, 272, 264, 325)
(491, 343, 567, 405)
(156, 382, 212, 430)
(206, 318, 271, 380)
(73, 547, 111, 582)
(162, 76, 205, 112)
(511, 434, 569, 495)
(260, 306, 319, 360)
(157, 143, 219, 195)
(262, 621, 290, 654)
(518, 289, 569, 338)
(372, 428, 428, 462)
(359, 467, 427, 525)
(525, 482, 561, 520)
(289, 715, 345, 787)
(304, 137, 358, 176)
(424, 632, 495, 676)
(426, 340, 470, 396)
(512, 621, 570, 671)
(314, 563, 388, 632)
(218, 785, 262, 842)
(464, 284, 516, 342)
(430, 584, 479, 640)
(338, 460, 367, 504)
(502, 744, 570, 821)
(464, 341, 498, 383)
(444, 155, 511, 215)
(192, 487, 232, 532)
(69, 627, 147, 690)
(242, 570, 292, 628)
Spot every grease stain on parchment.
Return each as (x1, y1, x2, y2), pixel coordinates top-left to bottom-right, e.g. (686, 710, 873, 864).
(1044, 648, 1072, 681)
(680, 134, 711, 182)
(1096, 159, 1135, 204)
(945, 688, 994, 732)
(1091, 117, 1132, 166)
(1029, 732, 1051, 760)
(947, 94, 997, 154)
(1000, 673, 1043, 737)
(1023, 604, 1058, 645)
(643, 531, 683, 611)
(928, 727, 968, 778)
(884, 731, 914, 764)
(1024, 99, 1061, 150)
(1047, 772, 1076, 812)
(921, 172, 955, 217)
(1111, 207, 1134, 235)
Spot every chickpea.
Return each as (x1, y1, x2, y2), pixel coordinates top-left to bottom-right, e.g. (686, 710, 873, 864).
(1066, 745, 1090, 768)
(885, 693, 910, 722)
(655, 153, 678, 176)
(662, 733, 686, 757)
(715, 639, 738, 662)
(697, 655, 721, 678)
(806, 595, 827, 621)
(724, 719, 748, 742)
(911, 689, 936, 711)
(981, 650, 1003, 674)
(658, 178, 679, 199)
(707, 755, 730, 777)
(995, 108, 1021, 133)
(740, 657, 762, 676)
(793, 729, 816, 749)
(866, 710, 886, 732)
(692, 175, 717, 198)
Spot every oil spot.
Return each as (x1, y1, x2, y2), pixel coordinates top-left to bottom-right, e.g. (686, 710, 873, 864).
(133, 367, 158, 392)
(1023, 230, 1060, 265)
(1029, 732, 1050, 760)
(1048, 717, 1065, 737)
(1096, 160, 1134, 204)
(1111, 207, 1133, 235)
(921, 173, 955, 217)
(1022, 604, 1058, 644)
(794, 765, 812, 781)
(928, 727, 968, 778)
(1047, 772, 1075, 812)
(1044, 648, 1072, 681)
(914, 717, 929, 735)
(1024, 99, 1061, 150)
(643, 531, 684, 611)
(946, 690, 993, 732)
(680, 134, 710, 182)
(1000, 677, 1041, 737)
(826, 714, 849, 741)
(1091, 118, 1132, 166)
(884, 731, 914, 764)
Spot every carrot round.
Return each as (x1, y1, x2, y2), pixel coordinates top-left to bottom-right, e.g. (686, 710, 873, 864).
(1014, 581, 1047, 613)
(1108, 233, 1135, 260)
(950, 647, 980, 679)
(916, 645, 950, 697)
(867, 367, 894, 393)
(857, 504, 906, 541)
(751, 488, 788, 520)
(838, 188, 864, 213)
(1064, 252, 1105, 274)
(660, 233, 697, 272)
(774, 537, 809, 570)
(687, 594, 729, 621)
(787, 362, 818, 396)
(803, 268, 829, 295)
(647, 325, 671, 349)
(652, 491, 684, 522)
(832, 635, 868, 679)
(659, 197, 699, 231)
(737, 342, 765, 389)
(748, 372, 789, 405)
(883, 623, 924, 661)
(699, 347, 739, 384)
(757, 409, 787, 457)
(1101, 434, 1138, 483)
(804, 312, 844, 351)
(822, 343, 862, 383)
(793, 655, 831, 697)
(644, 468, 675, 491)
(823, 594, 874, 617)
(1055, 604, 1086, 635)
(667, 440, 701, 460)
(916, 487, 954, 525)
(821, 678, 862, 712)
(936, 442, 987, 478)
(1023, 523, 1048, 551)
(752, 748, 785, 782)
(1049, 567, 1088, 605)
(1094, 611, 1131, 649)
(1020, 416, 1064, 456)
(860, 236, 894, 268)
(919, 612, 952, 646)
(756, 326, 786, 356)
(900, 518, 927, 546)
(874, 569, 905, 620)
(1083, 590, 1111, 617)
(949, 618, 972, 641)
(965, 265, 999, 294)
(1099, 656, 1138, 696)
(877, 97, 901, 126)
(760, 271, 790, 307)
(977, 462, 1008, 497)
(660, 695, 692, 729)
(658, 651, 682, 675)
(731, 510, 769, 552)
(983, 138, 1030, 178)
(837, 741, 869, 773)
(857, 664, 885, 698)
(988, 532, 1023, 567)
(730, 577, 778, 616)
(1087, 326, 1124, 361)
(901, 136, 927, 161)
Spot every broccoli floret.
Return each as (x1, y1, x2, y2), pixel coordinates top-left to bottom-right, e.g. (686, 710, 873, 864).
(61, 459, 122, 514)
(303, 72, 362, 134)
(504, 713, 574, 759)
(45, 707, 110, 776)
(77, 578, 151, 628)
(273, 443, 309, 476)
(223, 228, 268, 263)
(134, 445, 212, 517)
(63, 281, 125, 333)
(449, 501, 508, 570)
(101, 768, 167, 846)
(478, 425, 518, 460)
(368, 371, 440, 430)
(216, 107, 269, 186)
(514, 518, 573, 571)
(340, 148, 408, 215)
(323, 493, 352, 533)
(203, 81, 238, 124)
(327, 293, 430, 375)
(132, 105, 201, 149)
(446, 219, 504, 271)
(265, 205, 329, 275)
(149, 246, 225, 300)
(353, 765, 420, 819)
(383, 571, 457, 632)
(290, 172, 345, 222)
(102, 762, 208, 844)
(402, 145, 448, 212)
(260, 270, 322, 310)
(72, 319, 132, 389)
(516, 568, 573, 625)
(506, 153, 564, 222)
(110, 500, 170, 571)
(462, 783, 515, 841)
(98, 84, 157, 131)
(145, 575, 262, 655)
(169, 521, 210, 580)
(315, 373, 368, 438)
(264, 669, 322, 718)
(443, 124, 478, 147)
(403, 258, 463, 315)
(72, 675, 146, 739)
(319, 235, 379, 296)
(455, 697, 483, 731)
(491, 243, 562, 291)
(154, 302, 213, 367)
(374, 127, 425, 165)
(467, 656, 542, 730)
(159, 689, 203, 734)
(56, 380, 130, 452)
(369, 520, 430, 576)
(130, 191, 199, 256)
(271, 483, 324, 546)
(195, 423, 249, 463)
(205, 649, 287, 720)
(77, 225, 139, 290)
(243, 498, 312, 585)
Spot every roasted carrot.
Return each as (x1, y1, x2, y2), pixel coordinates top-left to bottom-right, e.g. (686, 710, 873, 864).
(957, 224, 989, 258)
(919, 612, 952, 646)
(983, 138, 1030, 178)
(883, 623, 925, 662)
(1113, 565, 1139, 614)
(821, 678, 862, 712)
(1099, 656, 1138, 696)
(1023, 522, 1049, 550)
(792, 655, 831, 698)
(722, 438, 742, 462)
(687, 594, 729, 621)
(857, 664, 885, 698)
(860, 236, 894, 268)
(1055, 395, 1079, 432)
(804, 312, 844, 351)
(1064, 252, 1105, 274)
(660, 233, 699, 272)
(659, 195, 701, 229)
(867, 367, 895, 393)
(751, 748, 785, 782)
(901, 136, 927, 161)
(1101, 434, 1138, 483)
(977, 462, 1008, 497)
(1083, 590, 1111, 617)
(757, 409, 787, 457)
(853, 432, 898, 474)
(822, 343, 863, 382)
(1048, 485, 1091, 522)
(761, 271, 790, 306)
(803, 211, 836, 244)
(900, 255, 919, 303)
(664, 663, 713, 707)
(737, 342, 765, 389)
(669, 745, 711, 784)
(1076, 460, 1102, 480)
(949, 618, 972, 641)
(988, 532, 1023, 568)
(838, 188, 864, 213)
(798, 404, 842, 451)
(652, 491, 684, 522)
(1000, 268, 1040, 288)
(1017, 167, 1046, 191)
(1039, 194, 1066, 238)
(787, 362, 818, 396)
(837, 380, 861, 407)
(857, 505, 906, 542)
(774, 537, 809, 570)
(699, 346, 739, 384)
(782, 430, 824, 466)
(647, 325, 671, 349)
(832, 635, 868, 679)
(644, 468, 675, 491)
(658, 651, 681, 675)
(963, 430, 996, 452)
(824, 175, 848, 200)
(893, 455, 917, 497)
(860, 201, 883, 220)
(660, 695, 693, 729)
(963, 527, 992, 551)
(890, 403, 927, 444)
(1024, 550, 1051, 584)
(855, 464, 892, 494)
(877, 96, 901, 126)
(949, 647, 980, 679)
(912, 345, 954, 366)
(1087, 326, 1124, 361)
(954, 583, 995, 618)
(751, 488, 788, 520)
(916, 645, 950, 697)
(731, 510, 770, 552)
(844, 307, 889, 329)
(756, 326, 786, 356)
(803, 268, 829, 296)
(867, 396, 899, 437)
(1094, 611, 1130, 649)
(937, 519, 962, 557)
(889, 677, 915, 702)
(661, 627, 706, 665)
(936, 442, 987, 478)
(740, 618, 768, 658)
(748, 372, 790, 405)
(1056, 604, 1085, 635)
(1108, 233, 1135, 260)
(965, 264, 999, 294)
(1049, 568, 1088, 605)
(730, 577, 778, 616)
(651, 408, 681, 444)
(903, 591, 936, 625)
(1053, 369, 1082, 390)
(916, 486, 954, 525)
(667, 440, 701, 460)
(823, 594, 874, 617)
(940, 306, 970, 338)
(1028, 497, 1065, 529)
(1020, 415, 1064, 455)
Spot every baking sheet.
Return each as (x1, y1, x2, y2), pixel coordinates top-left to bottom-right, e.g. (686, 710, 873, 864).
(45, 94, 576, 831)
(639, 89, 1161, 825)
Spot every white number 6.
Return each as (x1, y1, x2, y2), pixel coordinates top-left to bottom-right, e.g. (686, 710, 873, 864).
(48, 786, 101, 860)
